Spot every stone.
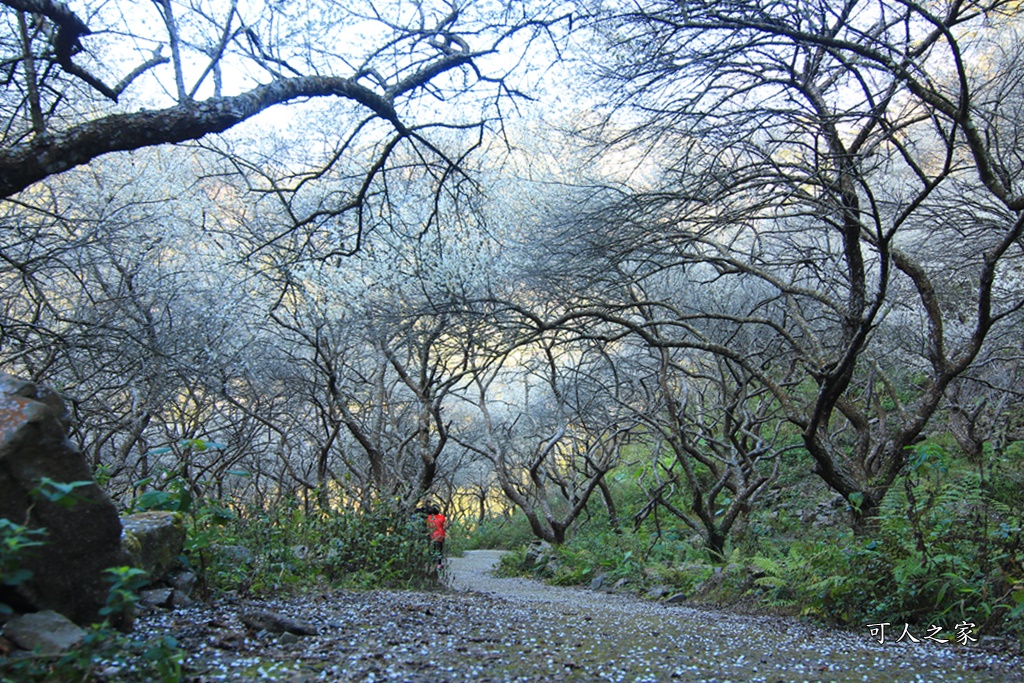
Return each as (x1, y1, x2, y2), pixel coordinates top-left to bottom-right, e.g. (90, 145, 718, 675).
(590, 574, 606, 590)
(169, 569, 197, 591)
(121, 511, 185, 582)
(522, 541, 552, 569)
(167, 569, 197, 596)
(543, 558, 559, 577)
(240, 609, 318, 636)
(647, 586, 671, 600)
(169, 590, 195, 609)
(0, 374, 132, 628)
(3, 610, 86, 654)
(138, 588, 174, 607)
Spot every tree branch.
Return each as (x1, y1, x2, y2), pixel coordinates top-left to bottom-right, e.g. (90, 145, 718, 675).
(0, 65, 470, 198)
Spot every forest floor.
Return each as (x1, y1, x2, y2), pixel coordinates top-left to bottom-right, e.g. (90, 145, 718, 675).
(133, 550, 1024, 682)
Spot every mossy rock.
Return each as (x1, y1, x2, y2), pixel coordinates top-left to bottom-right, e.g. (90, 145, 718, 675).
(121, 511, 185, 582)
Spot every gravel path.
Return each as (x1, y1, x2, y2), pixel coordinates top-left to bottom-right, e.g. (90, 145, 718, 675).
(133, 550, 1023, 682)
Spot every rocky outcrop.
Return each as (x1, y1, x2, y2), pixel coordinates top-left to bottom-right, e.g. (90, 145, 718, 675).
(0, 374, 131, 628)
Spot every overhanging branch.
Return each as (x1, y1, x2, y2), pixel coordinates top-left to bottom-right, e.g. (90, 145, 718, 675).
(0, 67, 472, 199)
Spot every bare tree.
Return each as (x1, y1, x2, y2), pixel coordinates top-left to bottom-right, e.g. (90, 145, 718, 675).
(0, 0, 572, 511)
(456, 330, 638, 544)
(553, 0, 1024, 524)
(630, 348, 790, 560)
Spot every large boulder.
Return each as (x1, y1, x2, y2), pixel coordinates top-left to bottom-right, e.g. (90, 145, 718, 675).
(0, 374, 131, 628)
(121, 511, 185, 583)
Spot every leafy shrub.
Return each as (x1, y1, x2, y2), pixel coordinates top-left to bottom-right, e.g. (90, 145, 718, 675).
(495, 546, 530, 577)
(320, 499, 441, 589)
(496, 521, 707, 593)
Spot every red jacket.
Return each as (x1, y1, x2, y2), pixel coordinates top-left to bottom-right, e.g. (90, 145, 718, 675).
(427, 513, 446, 541)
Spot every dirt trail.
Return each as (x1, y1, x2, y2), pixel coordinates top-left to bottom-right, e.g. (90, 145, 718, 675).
(135, 550, 1023, 682)
(447, 550, 559, 600)
(443, 550, 1021, 683)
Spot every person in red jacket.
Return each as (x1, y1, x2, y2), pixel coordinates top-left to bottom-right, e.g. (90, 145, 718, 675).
(425, 504, 446, 568)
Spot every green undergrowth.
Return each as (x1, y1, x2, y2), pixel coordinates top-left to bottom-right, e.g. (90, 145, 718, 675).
(182, 496, 445, 596)
(453, 512, 538, 553)
(747, 442, 1024, 638)
(119, 466, 447, 596)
